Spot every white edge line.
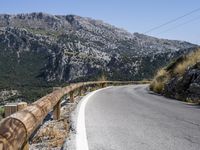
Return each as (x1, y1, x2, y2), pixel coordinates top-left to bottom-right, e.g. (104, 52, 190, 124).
(76, 87, 112, 150)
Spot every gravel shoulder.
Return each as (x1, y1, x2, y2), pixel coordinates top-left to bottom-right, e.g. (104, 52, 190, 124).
(30, 96, 83, 150)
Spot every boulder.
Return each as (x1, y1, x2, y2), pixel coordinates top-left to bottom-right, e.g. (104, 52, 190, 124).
(164, 62, 200, 101)
(188, 83, 200, 95)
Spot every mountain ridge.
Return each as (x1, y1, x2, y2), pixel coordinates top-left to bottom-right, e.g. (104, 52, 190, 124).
(0, 12, 198, 102)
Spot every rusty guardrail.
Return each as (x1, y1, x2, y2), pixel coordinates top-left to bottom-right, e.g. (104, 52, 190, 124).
(0, 80, 149, 150)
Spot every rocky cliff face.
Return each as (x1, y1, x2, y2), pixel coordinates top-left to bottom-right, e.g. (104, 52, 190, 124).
(0, 12, 198, 86)
(164, 62, 200, 102)
(150, 48, 200, 103)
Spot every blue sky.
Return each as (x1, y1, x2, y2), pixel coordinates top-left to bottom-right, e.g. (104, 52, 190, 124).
(1, 0, 200, 44)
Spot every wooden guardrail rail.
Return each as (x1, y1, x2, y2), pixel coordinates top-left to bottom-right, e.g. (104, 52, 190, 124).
(0, 80, 149, 150)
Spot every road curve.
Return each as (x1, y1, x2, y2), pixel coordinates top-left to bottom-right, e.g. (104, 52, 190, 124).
(84, 84, 200, 150)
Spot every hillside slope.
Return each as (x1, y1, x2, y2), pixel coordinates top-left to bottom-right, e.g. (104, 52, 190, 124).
(0, 12, 198, 103)
(150, 48, 200, 103)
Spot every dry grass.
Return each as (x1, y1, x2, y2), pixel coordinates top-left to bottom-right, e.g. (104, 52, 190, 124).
(150, 69, 169, 93)
(173, 49, 200, 75)
(150, 49, 200, 94)
(156, 69, 168, 77)
(32, 119, 69, 148)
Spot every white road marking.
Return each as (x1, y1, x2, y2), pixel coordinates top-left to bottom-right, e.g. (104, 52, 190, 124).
(76, 87, 111, 150)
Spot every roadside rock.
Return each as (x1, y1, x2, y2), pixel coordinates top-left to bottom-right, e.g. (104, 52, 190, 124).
(163, 77, 178, 98)
(164, 62, 200, 102)
(189, 83, 200, 95)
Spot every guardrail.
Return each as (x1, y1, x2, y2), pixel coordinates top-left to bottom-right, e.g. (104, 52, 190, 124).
(0, 80, 149, 150)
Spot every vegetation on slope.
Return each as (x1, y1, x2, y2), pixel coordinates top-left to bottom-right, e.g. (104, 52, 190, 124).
(149, 69, 169, 94)
(150, 48, 200, 103)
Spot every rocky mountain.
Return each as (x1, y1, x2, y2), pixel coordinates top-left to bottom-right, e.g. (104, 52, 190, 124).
(0, 12, 198, 90)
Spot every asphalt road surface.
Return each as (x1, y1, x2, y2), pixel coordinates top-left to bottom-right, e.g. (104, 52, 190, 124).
(83, 84, 200, 150)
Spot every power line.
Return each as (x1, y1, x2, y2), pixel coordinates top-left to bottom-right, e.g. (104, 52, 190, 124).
(156, 15, 200, 35)
(144, 7, 200, 34)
